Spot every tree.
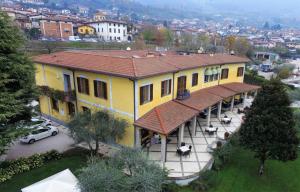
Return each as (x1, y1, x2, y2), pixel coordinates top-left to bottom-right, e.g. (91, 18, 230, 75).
(133, 35, 146, 50)
(239, 79, 299, 175)
(225, 36, 236, 52)
(24, 28, 41, 40)
(0, 11, 36, 154)
(78, 148, 167, 192)
(68, 110, 127, 155)
(142, 26, 156, 44)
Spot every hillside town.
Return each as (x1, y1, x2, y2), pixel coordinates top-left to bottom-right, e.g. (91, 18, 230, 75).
(0, 0, 300, 192)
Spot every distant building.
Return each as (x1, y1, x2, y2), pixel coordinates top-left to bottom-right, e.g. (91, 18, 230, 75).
(77, 25, 95, 36)
(88, 20, 129, 42)
(255, 52, 280, 63)
(40, 18, 74, 40)
(93, 12, 106, 21)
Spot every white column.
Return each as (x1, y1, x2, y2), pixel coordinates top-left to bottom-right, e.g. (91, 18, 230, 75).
(230, 96, 235, 111)
(191, 116, 197, 136)
(135, 127, 141, 148)
(160, 134, 167, 164)
(207, 106, 212, 126)
(243, 92, 248, 108)
(217, 101, 222, 120)
(178, 124, 185, 147)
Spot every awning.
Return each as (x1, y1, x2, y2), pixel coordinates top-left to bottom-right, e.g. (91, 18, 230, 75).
(134, 101, 198, 135)
(221, 82, 260, 94)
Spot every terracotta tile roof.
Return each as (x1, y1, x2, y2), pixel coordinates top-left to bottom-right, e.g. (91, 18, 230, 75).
(221, 82, 260, 94)
(33, 51, 249, 79)
(134, 83, 260, 135)
(206, 85, 237, 98)
(175, 88, 222, 111)
(134, 101, 198, 135)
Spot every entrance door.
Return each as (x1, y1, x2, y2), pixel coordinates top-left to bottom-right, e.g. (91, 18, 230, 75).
(177, 76, 187, 94)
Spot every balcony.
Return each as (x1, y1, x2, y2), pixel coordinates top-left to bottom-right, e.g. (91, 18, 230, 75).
(39, 86, 76, 102)
(176, 89, 191, 100)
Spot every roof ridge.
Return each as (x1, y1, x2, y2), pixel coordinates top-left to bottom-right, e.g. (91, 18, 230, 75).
(65, 51, 132, 59)
(173, 100, 200, 112)
(155, 107, 167, 134)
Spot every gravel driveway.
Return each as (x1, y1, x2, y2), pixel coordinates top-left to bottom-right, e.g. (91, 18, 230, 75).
(4, 124, 75, 160)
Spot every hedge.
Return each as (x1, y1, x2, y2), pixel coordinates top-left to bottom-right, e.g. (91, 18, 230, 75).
(0, 150, 62, 183)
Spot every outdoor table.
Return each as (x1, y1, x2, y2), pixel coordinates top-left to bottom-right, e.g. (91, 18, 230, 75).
(205, 127, 217, 132)
(179, 145, 190, 153)
(222, 117, 231, 122)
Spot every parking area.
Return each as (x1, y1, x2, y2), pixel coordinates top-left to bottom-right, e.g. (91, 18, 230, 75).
(5, 123, 75, 160)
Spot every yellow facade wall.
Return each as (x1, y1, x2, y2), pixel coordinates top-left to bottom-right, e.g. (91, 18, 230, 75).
(137, 73, 174, 117)
(219, 63, 245, 84)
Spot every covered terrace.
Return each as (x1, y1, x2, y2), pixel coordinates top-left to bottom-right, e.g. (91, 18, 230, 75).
(134, 82, 260, 178)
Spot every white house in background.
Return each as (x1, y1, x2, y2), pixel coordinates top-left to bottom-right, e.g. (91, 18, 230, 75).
(87, 20, 129, 42)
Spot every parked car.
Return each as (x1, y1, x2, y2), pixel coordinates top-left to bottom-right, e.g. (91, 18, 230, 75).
(23, 118, 52, 129)
(20, 126, 59, 144)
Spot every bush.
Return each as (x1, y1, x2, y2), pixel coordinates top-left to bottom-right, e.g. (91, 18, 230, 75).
(0, 150, 61, 183)
(212, 133, 239, 171)
(189, 170, 218, 191)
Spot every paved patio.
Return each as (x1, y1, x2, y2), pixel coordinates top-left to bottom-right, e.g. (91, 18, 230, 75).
(144, 97, 253, 179)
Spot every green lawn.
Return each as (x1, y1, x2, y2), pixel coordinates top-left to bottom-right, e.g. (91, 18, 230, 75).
(0, 154, 87, 192)
(180, 148, 300, 192)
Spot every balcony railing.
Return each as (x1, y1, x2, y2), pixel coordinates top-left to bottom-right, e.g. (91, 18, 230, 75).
(176, 89, 191, 100)
(39, 86, 76, 102)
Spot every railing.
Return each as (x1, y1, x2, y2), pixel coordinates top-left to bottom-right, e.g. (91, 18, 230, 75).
(176, 89, 191, 100)
(39, 85, 76, 102)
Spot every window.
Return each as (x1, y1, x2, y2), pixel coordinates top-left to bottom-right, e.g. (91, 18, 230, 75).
(93, 80, 107, 99)
(192, 73, 198, 86)
(51, 98, 59, 111)
(63, 74, 71, 92)
(118, 29, 120, 33)
(209, 75, 214, 82)
(140, 84, 153, 105)
(204, 75, 209, 83)
(82, 106, 90, 113)
(77, 77, 89, 95)
(161, 79, 172, 97)
(67, 102, 75, 116)
(114, 29, 116, 33)
(177, 76, 187, 94)
(237, 67, 244, 77)
(221, 69, 229, 79)
(101, 28, 103, 32)
(214, 73, 219, 81)
(109, 28, 112, 33)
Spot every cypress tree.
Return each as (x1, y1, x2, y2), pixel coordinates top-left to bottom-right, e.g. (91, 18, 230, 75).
(240, 79, 299, 175)
(0, 11, 36, 154)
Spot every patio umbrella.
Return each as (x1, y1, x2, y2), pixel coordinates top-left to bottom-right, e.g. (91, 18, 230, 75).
(21, 169, 80, 192)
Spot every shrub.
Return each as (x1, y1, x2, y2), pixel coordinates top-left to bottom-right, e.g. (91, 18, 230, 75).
(43, 150, 62, 162)
(190, 170, 217, 191)
(212, 133, 239, 171)
(0, 150, 61, 183)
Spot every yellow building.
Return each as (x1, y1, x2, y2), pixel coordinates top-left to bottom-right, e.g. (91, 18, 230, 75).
(77, 25, 95, 35)
(33, 50, 259, 150)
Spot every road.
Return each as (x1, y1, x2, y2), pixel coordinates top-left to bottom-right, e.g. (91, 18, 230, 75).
(4, 124, 75, 160)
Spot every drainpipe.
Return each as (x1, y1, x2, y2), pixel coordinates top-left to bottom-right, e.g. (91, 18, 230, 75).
(172, 72, 175, 100)
(218, 64, 223, 85)
(72, 70, 79, 114)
